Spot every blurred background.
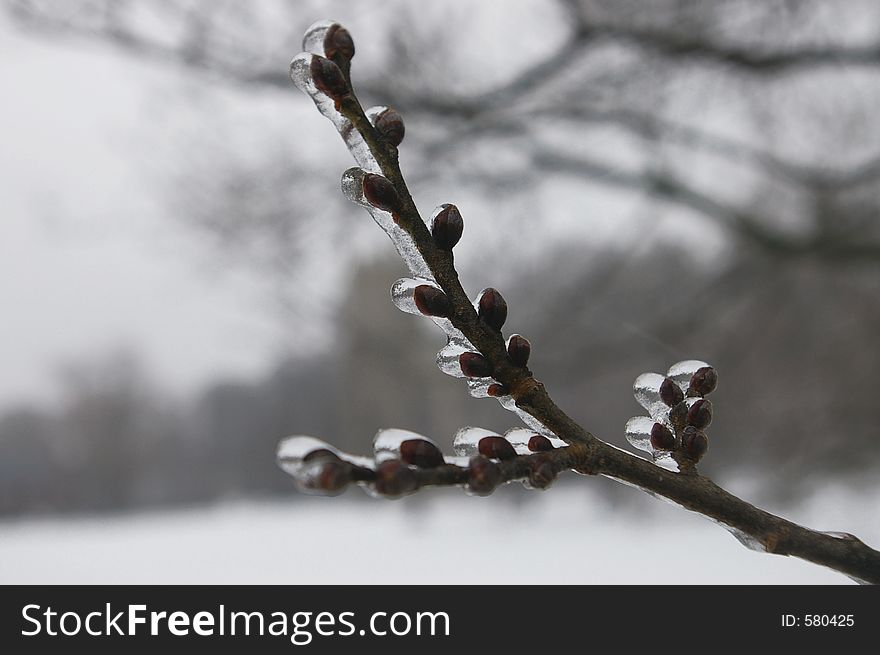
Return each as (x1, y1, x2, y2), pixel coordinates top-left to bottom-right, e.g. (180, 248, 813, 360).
(1, 0, 879, 583)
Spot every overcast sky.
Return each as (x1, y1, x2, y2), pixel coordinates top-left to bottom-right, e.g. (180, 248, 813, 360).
(0, 16, 302, 407)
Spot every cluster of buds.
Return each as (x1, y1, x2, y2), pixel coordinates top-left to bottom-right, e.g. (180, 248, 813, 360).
(625, 360, 718, 467)
(277, 427, 569, 499)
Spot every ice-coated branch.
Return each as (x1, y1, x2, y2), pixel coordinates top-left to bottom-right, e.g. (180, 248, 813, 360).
(278, 429, 586, 498)
(282, 20, 880, 584)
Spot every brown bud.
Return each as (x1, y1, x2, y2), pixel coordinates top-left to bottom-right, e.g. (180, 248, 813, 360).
(506, 334, 531, 368)
(309, 56, 348, 100)
(374, 459, 418, 497)
(478, 288, 508, 332)
(478, 436, 517, 461)
(324, 24, 355, 61)
(466, 456, 502, 496)
(669, 400, 688, 434)
(487, 383, 509, 397)
(659, 377, 684, 407)
(459, 352, 492, 378)
(302, 448, 341, 463)
(528, 435, 554, 452)
(650, 423, 675, 451)
(527, 458, 557, 490)
(362, 173, 400, 213)
(373, 108, 405, 147)
(399, 439, 445, 469)
(689, 366, 718, 397)
(686, 399, 713, 429)
(413, 285, 450, 318)
(682, 426, 708, 461)
(431, 204, 464, 250)
(297, 459, 351, 495)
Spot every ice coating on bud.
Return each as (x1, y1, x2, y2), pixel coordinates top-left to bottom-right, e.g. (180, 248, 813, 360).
(413, 285, 451, 318)
(466, 378, 494, 398)
(302, 20, 354, 61)
(430, 204, 464, 250)
(362, 173, 400, 213)
(292, 458, 352, 496)
(341, 168, 432, 279)
(667, 360, 711, 390)
(506, 334, 531, 368)
(625, 416, 655, 454)
(476, 288, 508, 332)
(633, 372, 669, 420)
(302, 20, 338, 52)
(276, 435, 375, 475)
(625, 417, 678, 465)
(373, 428, 431, 463)
(367, 105, 405, 147)
(453, 427, 499, 456)
(437, 340, 473, 378)
(503, 427, 565, 455)
(391, 278, 438, 315)
(276, 435, 339, 476)
(289, 53, 378, 173)
(276, 435, 359, 494)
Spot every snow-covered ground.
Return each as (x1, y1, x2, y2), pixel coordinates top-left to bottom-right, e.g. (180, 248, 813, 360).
(1, 481, 875, 584)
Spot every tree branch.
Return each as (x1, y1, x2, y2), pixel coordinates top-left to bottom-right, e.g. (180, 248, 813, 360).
(283, 22, 880, 583)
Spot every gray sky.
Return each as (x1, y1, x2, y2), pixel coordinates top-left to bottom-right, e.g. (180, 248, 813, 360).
(0, 17, 291, 407)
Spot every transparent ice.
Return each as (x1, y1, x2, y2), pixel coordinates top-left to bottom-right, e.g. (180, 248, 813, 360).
(633, 372, 669, 421)
(466, 378, 493, 398)
(436, 340, 473, 378)
(276, 435, 372, 479)
(301, 19, 338, 57)
(666, 359, 710, 391)
(725, 526, 768, 553)
(624, 417, 676, 468)
(390, 277, 440, 315)
(453, 427, 502, 457)
(276, 435, 336, 476)
(289, 54, 378, 174)
(341, 168, 433, 279)
(624, 416, 655, 454)
(373, 428, 433, 463)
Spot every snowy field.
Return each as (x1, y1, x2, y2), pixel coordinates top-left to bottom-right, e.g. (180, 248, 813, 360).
(1, 481, 876, 585)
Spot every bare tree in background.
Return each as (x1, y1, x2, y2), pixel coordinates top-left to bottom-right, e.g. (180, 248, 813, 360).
(6, 0, 880, 498)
